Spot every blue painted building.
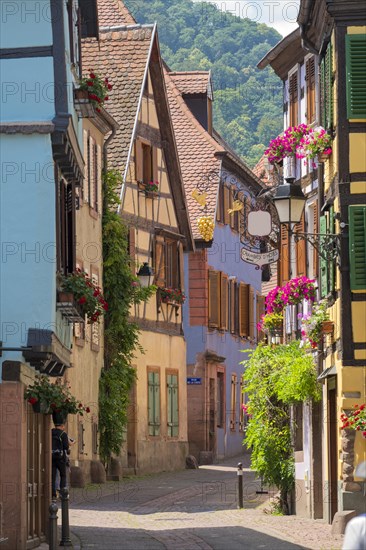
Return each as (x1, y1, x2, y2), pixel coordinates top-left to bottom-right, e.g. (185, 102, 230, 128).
(165, 70, 265, 462)
(0, 1, 98, 547)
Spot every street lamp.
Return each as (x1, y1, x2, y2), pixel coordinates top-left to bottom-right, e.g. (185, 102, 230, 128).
(136, 262, 154, 288)
(272, 179, 306, 225)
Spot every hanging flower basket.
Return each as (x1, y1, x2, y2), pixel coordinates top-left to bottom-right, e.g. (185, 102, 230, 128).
(30, 399, 50, 414)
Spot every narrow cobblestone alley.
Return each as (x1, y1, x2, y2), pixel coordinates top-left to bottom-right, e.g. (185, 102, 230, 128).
(56, 455, 344, 550)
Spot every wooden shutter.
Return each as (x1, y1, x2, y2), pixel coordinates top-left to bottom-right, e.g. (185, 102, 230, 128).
(313, 201, 319, 277)
(230, 279, 236, 333)
(152, 146, 159, 183)
(167, 374, 179, 437)
(248, 286, 255, 339)
(346, 34, 366, 119)
(230, 374, 237, 430)
(208, 270, 220, 328)
(96, 144, 102, 213)
(280, 224, 290, 286)
(154, 235, 166, 287)
(135, 139, 143, 182)
(320, 215, 328, 298)
(289, 72, 298, 127)
(320, 44, 333, 128)
(329, 206, 335, 292)
(216, 183, 224, 223)
(349, 205, 366, 290)
(142, 143, 152, 184)
(148, 371, 160, 436)
(295, 213, 307, 277)
(220, 274, 229, 330)
(256, 295, 265, 342)
(223, 185, 230, 225)
(306, 57, 316, 123)
(239, 283, 249, 337)
(83, 129, 89, 203)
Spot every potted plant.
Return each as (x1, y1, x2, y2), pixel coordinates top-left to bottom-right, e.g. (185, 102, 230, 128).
(341, 404, 366, 439)
(265, 277, 316, 314)
(139, 180, 159, 197)
(60, 269, 108, 323)
(160, 287, 186, 305)
(24, 376, 90, 419)
(76, 70, 113, 110)
(265, 125, 333, 165)
(298, 300, 330, 349)
(257, 312, 283, 336)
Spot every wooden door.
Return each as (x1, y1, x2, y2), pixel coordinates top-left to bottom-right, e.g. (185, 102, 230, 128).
(27, 405, 47, 547)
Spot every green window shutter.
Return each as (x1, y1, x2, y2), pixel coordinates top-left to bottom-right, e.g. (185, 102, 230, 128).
(346, 34, 366, 119)
(320, 44, 334, 129)
(320, 215, 328, 298)
(320, 58, 327, 129)
(167, 375, 179, 437)
(148, 372, 160, 436)
(349, 206, 366, 290)
(329, 207, 335, 292)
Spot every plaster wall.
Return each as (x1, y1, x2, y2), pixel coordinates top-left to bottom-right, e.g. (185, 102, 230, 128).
(0, 0, 52, 49)
(0, 134, 59, 373)
(0, 57, 55, 122)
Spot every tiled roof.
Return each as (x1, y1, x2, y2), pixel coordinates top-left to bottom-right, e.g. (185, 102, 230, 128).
(169, 71, 211, 96)
(97, 0, 136, 27)
(82, 26, 153, 176)
(165, 70, 224, 240)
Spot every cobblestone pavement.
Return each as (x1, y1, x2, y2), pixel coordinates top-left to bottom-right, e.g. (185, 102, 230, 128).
(50, 454, 344, 550)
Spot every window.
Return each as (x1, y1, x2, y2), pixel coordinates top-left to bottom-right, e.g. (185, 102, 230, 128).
(78, 421, 85, 456)
(220, 274, 229, 330)
(320, 44, 333, 129)
(239, 376, 247, 432)
(148, 370, 160, 436)
(217, 372, 225, 428)
(208, 270, 221, 328)
(135, 139, 158, 185)
(256, 294, 265, 342)
(229, 278, 237, 334)
(239, 283, 249, 337)
(167, 373, 179, 437)
(154, 235, 182, 289)
(57, 178, 75, 274)
(349, 205, 366, 290)
(294, 212, 307, 277)
(320, 207, 335, 298)
(306, 56, 316, 123)
(346, 34, 366, 119)
(248, 286, 255, 339)
(92, 422, 98, 456)
(289, 71, 299, 127)
(230, 374, 237, 430)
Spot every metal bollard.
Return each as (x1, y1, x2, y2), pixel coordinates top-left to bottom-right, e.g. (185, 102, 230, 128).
(59, 487, 72, 547)
(237, 462, 243, 509)
(48, 500, 58, 550)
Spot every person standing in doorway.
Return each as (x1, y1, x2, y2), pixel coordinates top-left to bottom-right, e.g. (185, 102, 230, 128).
(51, 423, 70, 499)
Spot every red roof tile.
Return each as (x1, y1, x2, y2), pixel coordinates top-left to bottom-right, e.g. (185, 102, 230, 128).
(169, 71, 212, 96)
(82, 26, 153, 177)
(165, 70, 224, 239)
(97, 0, 136, 27)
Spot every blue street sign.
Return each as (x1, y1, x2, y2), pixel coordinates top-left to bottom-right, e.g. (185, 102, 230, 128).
(187, 377, 202, 385)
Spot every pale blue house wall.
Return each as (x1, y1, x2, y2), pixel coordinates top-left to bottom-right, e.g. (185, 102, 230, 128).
(183, 169, 262, 459)
(0, 0, 82, 376)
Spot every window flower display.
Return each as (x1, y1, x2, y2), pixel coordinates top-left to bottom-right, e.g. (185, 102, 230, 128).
(265, 125, 332, 164)
(78, 70, 113, 108)
(160, 287, 186, 304)
(298, 300, 330, 349)
(60, 269, 108, 323)
(265, 277, 316, 314)
(341, 404, 366, 438)
(257, 312, 283, 334)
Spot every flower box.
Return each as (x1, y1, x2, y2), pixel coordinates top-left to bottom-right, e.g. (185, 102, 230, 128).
(57, 291, 85, 323)
(74, 89, 96, 118)
(138, 181, 159, 198)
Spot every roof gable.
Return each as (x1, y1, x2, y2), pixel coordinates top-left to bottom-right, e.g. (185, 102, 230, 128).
(97, 0, 136, 27)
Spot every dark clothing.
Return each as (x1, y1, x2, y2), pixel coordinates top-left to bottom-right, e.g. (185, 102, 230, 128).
(51, 428, 70, 498)
(52, 457, 67, 498)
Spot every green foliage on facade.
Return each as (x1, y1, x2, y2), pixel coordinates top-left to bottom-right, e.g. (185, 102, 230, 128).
(124, 0, 282, 167)
(242, 341, 321, 513)
(99, 170, 156, 464)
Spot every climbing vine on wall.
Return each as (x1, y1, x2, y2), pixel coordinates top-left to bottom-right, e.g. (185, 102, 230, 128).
(99, 170, 156, 464)
(241, 341, 321, 514)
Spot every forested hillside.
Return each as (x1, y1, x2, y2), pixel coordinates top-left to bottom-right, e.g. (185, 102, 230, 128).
(125, 0, 283, 167)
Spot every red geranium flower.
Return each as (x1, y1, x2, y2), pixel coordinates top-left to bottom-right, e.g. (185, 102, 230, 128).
(79, 296, 87, 305)
(28, 397, 38, 405)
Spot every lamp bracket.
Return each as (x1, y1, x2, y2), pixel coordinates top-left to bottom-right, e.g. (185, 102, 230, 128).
(293, 232, 341, 265)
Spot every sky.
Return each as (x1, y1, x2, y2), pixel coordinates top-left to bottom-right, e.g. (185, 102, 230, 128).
(193, 0, 300, 37)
